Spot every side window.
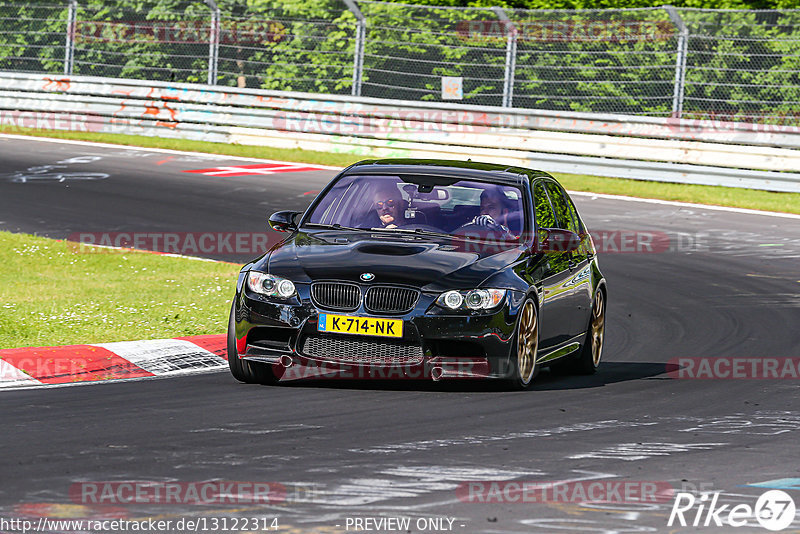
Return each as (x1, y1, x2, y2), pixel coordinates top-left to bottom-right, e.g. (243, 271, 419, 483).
(533, 181, 556, 229)
(545, 181, 579, 233)
(565, 194, 585, 234)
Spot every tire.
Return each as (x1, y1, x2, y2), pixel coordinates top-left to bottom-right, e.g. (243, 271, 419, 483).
(506, 297, 540, 390)
(227, 301, 278, 385)
(556, 288, 606, 375)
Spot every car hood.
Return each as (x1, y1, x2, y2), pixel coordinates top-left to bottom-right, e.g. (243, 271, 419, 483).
(261, 230, 524, 291)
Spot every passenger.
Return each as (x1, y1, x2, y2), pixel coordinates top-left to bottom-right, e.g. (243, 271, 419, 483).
(372, 183, 408, 229)
(470, 187, 513, 235)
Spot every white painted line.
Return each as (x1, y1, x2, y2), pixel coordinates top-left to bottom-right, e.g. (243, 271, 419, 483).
(569, 191, 800, 219)
(0, 133, 343, 170)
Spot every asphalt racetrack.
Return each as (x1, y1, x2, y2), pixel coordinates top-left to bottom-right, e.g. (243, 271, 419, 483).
(1, 135, 800, 533)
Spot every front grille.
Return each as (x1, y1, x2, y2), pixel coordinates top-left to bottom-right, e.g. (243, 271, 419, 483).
(365, 286, 419, 314)
(311, 282, 361, 311)
(301, 335, 424, 366)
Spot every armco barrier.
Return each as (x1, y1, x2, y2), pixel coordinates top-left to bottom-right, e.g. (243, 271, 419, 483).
(1, 72, 800, 193)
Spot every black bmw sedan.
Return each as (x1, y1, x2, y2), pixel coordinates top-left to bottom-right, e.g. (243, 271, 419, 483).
(227, 159, 606, 389)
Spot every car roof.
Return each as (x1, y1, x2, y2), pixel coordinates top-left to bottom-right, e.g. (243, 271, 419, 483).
(343, 159, 553, 186)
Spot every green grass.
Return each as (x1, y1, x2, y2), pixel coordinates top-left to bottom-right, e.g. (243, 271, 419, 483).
(2, 125, 799, 214)
(554, 173, 800, 215)
(0, 231, 240, 349)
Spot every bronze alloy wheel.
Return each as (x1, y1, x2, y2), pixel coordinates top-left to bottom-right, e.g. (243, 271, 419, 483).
(590, 290, 605, 366)
(516, 299, 539, 386)
(551, 287, 606, 376)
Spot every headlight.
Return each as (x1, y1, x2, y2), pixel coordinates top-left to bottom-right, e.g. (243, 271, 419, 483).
(440, 290, 464, 310)
(247, 271, 296, 298)
(436, 289, 506, 311)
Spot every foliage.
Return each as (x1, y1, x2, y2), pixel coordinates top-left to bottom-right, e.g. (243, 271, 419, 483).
(0, 0, 798, 121)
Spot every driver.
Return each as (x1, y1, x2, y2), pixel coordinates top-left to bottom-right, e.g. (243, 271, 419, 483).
(469, 187, 513, 235)
(372, 183, 408, 229)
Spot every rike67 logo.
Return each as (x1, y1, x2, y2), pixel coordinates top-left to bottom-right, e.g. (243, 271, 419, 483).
(668, 490, 796, 531)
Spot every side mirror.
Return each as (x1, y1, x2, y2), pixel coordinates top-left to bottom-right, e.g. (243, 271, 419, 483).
(269, 210, 300, 233)
(536, 228, 582, 254)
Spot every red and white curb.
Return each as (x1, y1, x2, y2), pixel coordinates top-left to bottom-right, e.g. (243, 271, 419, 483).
(0, 335, 227, 390)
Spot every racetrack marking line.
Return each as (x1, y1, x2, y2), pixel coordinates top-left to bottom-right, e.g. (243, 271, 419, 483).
(568, 442, 726, 461)
(296, 466, 539, 506)
(2, 133, 796, 217)
(183, 163, 326, 176)
(353, 420, 658, 454)
(671, 412, 800, 436)
(0, 335, 227, 391)
(746, 273, 797, 280)
(0, 133, 343, 169)
(366, 470, 620, 513)
(569, 191, 800, 220)
(190, 423, 323, 436)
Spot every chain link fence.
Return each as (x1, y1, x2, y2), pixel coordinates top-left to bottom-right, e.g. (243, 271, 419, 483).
(1, 0, 798, 123)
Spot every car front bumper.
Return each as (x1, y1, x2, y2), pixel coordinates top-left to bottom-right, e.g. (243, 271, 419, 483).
(233, 284, 525, 381)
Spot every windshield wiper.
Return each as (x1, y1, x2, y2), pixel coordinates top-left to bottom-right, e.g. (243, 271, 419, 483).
(370, 227, 453, 239)
(303, 223, 367, 232)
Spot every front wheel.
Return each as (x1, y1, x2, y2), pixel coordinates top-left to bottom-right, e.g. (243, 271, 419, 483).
(227, 301, 278, 385)
(507, 298, 539, 390)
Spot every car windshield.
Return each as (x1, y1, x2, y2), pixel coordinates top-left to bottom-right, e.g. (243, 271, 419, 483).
(304, 175, 525, 238)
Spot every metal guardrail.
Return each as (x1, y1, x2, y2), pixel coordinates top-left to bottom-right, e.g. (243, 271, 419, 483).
(1, 72, 799, 193)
